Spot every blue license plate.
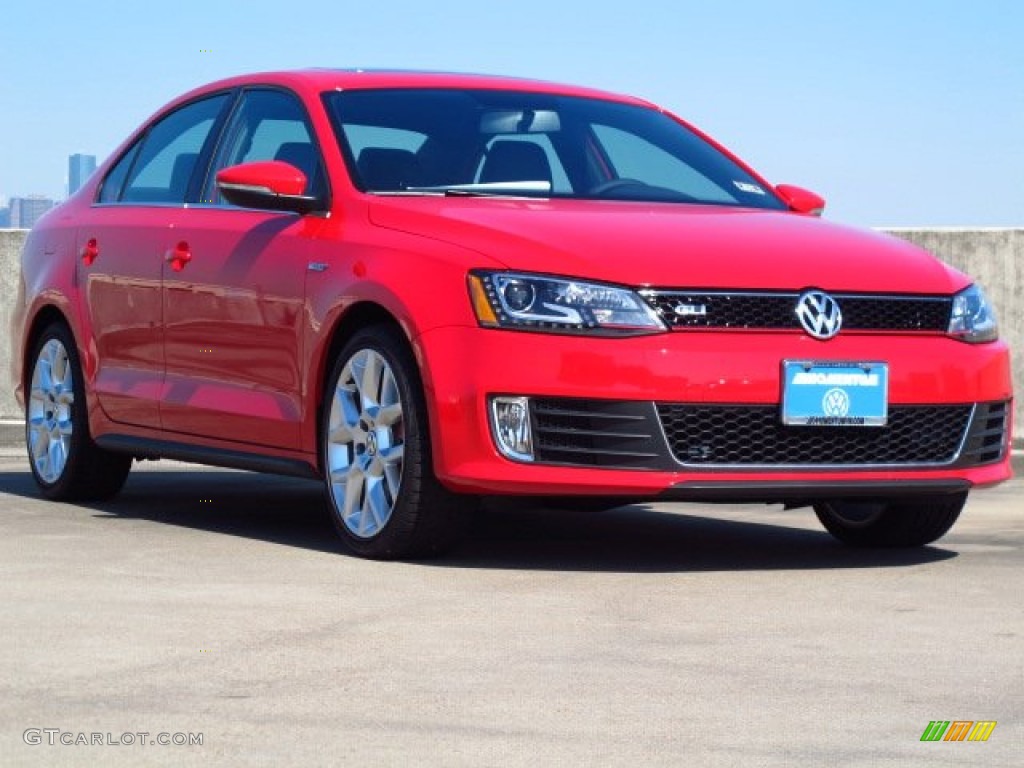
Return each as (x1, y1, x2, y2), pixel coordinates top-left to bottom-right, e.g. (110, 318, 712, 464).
(781, 361, 888, 426)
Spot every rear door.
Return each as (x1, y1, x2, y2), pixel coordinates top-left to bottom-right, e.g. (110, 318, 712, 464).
(81, 93, 231, 427)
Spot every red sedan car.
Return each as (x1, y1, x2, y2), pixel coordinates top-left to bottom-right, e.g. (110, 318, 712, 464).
(11, 70, 1012, 558)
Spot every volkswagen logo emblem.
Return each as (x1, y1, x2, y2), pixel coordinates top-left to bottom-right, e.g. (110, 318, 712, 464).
(795, 290, 842, 339)
(822, 388, 850, 417)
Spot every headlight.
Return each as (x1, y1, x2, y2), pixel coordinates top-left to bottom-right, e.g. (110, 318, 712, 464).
(467, 271, 666, 335)
(948, 284, 998, 343)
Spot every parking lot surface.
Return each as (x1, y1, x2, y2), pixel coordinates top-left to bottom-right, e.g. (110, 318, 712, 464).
(0, 450, 1020, 767)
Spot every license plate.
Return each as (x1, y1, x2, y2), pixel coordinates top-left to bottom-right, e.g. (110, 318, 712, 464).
(781, 361, 888, 426)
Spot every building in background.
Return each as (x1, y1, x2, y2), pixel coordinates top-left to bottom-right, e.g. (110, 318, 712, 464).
(9, 195, 56, 228)
(68, 153, 97, 196)
(0, 207, 9, 228)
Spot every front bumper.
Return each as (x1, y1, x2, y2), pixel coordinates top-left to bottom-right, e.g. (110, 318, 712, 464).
(416, 326, 1013, 497)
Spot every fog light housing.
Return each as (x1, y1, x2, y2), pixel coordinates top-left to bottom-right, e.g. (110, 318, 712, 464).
(489, 396, 534, 462)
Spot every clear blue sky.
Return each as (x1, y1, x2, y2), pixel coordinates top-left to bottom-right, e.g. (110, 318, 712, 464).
(1, 1, 1021, 226)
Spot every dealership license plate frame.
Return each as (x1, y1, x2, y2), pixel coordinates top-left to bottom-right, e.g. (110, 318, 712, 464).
(781, 360, 889, 427)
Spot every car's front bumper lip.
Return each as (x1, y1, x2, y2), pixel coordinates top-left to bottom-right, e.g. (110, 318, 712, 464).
(429, 456, 1012, 497)
(658, 478, 971, 503)
(415, 326, 1014, 496)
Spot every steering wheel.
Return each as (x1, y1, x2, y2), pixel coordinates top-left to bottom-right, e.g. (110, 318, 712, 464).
(588, 178, 649, 196)
(588, 178, 699, 203)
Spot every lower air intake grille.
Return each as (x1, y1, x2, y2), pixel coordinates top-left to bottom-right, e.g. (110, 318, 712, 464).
(655, 403, 989, 466)
(531, 398, 667, 468)
(956, 401, 1010, 466)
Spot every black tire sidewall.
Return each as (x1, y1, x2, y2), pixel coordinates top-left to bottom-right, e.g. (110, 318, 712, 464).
(814, 493, 967, 548)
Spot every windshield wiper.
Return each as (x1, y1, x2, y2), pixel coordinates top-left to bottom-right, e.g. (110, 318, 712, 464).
(401, 180, 552, 197)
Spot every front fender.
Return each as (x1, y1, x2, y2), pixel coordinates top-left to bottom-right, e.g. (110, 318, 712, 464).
(300, 215, 502, 457)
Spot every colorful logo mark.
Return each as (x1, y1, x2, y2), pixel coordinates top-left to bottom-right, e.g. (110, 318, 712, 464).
(920, 721, 996, 742)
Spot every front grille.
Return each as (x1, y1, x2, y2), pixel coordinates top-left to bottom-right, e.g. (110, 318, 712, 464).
(655, 403, 989, 466)
(531, 398, 669, 468)
(641, 290, 952, 332)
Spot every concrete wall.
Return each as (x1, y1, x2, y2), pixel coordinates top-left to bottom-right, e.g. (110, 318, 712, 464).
(1, 229, 27, 421)
(0, 227, 1019, 438)
(884, 228, 1021, 438)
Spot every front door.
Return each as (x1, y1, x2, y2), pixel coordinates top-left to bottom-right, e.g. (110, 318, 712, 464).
(159, 88, 328, 450)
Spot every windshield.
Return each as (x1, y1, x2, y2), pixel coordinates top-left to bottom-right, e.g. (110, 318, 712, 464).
(322, 89, 786, 209)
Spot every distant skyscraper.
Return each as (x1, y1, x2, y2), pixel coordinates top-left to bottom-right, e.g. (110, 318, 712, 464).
(0, 207, 9, 228)
(68, 153, 97, 196)
(9, 195, 56, 228)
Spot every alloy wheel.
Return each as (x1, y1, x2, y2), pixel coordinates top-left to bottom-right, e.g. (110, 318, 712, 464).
(327, 349, 405, 538)
(27, 338, 75, 484)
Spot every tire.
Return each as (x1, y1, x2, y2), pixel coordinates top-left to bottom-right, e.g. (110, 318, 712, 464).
(813, 492, 967, 548)
(26, 322, 132, 501)
(321, 325, 468, 559)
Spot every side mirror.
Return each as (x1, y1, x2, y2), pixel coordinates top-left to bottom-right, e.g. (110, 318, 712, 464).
(216, 160, 320, 214)
(775, 184, 826, 217)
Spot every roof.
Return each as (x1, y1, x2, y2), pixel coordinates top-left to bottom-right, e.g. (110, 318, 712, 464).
(171, 68, 653, 108)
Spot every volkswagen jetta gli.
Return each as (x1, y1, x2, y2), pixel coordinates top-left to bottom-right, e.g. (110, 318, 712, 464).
(12, 69, 1013, 558)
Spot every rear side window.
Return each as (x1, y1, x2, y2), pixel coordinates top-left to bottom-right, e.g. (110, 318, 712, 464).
(118, 94, 229, 204)
(203, 88, 325, 204)
(98, 143, 140, 203)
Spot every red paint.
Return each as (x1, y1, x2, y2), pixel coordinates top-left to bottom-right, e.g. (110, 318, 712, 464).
(775, 184, 826, 216)
(216, 161, 307, 197)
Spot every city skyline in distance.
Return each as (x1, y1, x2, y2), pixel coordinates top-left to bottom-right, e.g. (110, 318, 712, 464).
(68, 153, 98, 197)
(1, 152, 98, 204)
(1, 194, 56, 229)
(0, 153, 96, 229)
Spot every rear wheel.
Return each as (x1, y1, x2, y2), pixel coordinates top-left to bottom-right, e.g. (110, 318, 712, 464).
(813, 492, 967, 548)
(26, 323, 131, 501)
(321, 326, 468, 559)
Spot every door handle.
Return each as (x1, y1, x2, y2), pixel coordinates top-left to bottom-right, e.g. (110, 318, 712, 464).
(165, 241, 192, 272)
(80, 238, 99, 266)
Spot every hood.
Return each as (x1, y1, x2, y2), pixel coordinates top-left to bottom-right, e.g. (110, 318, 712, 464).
(368, 197, 966, 294)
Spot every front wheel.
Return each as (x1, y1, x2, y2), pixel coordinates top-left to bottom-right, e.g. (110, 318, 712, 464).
(321, 326, 468, 559)
(26, 323, 131, 500)
(813, 492, 967, 548)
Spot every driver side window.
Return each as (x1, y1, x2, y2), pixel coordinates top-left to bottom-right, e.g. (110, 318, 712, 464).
(203, 89, 325, 205)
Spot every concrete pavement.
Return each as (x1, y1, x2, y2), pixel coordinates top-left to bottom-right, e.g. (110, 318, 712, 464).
(0, 452, 1021, 767)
